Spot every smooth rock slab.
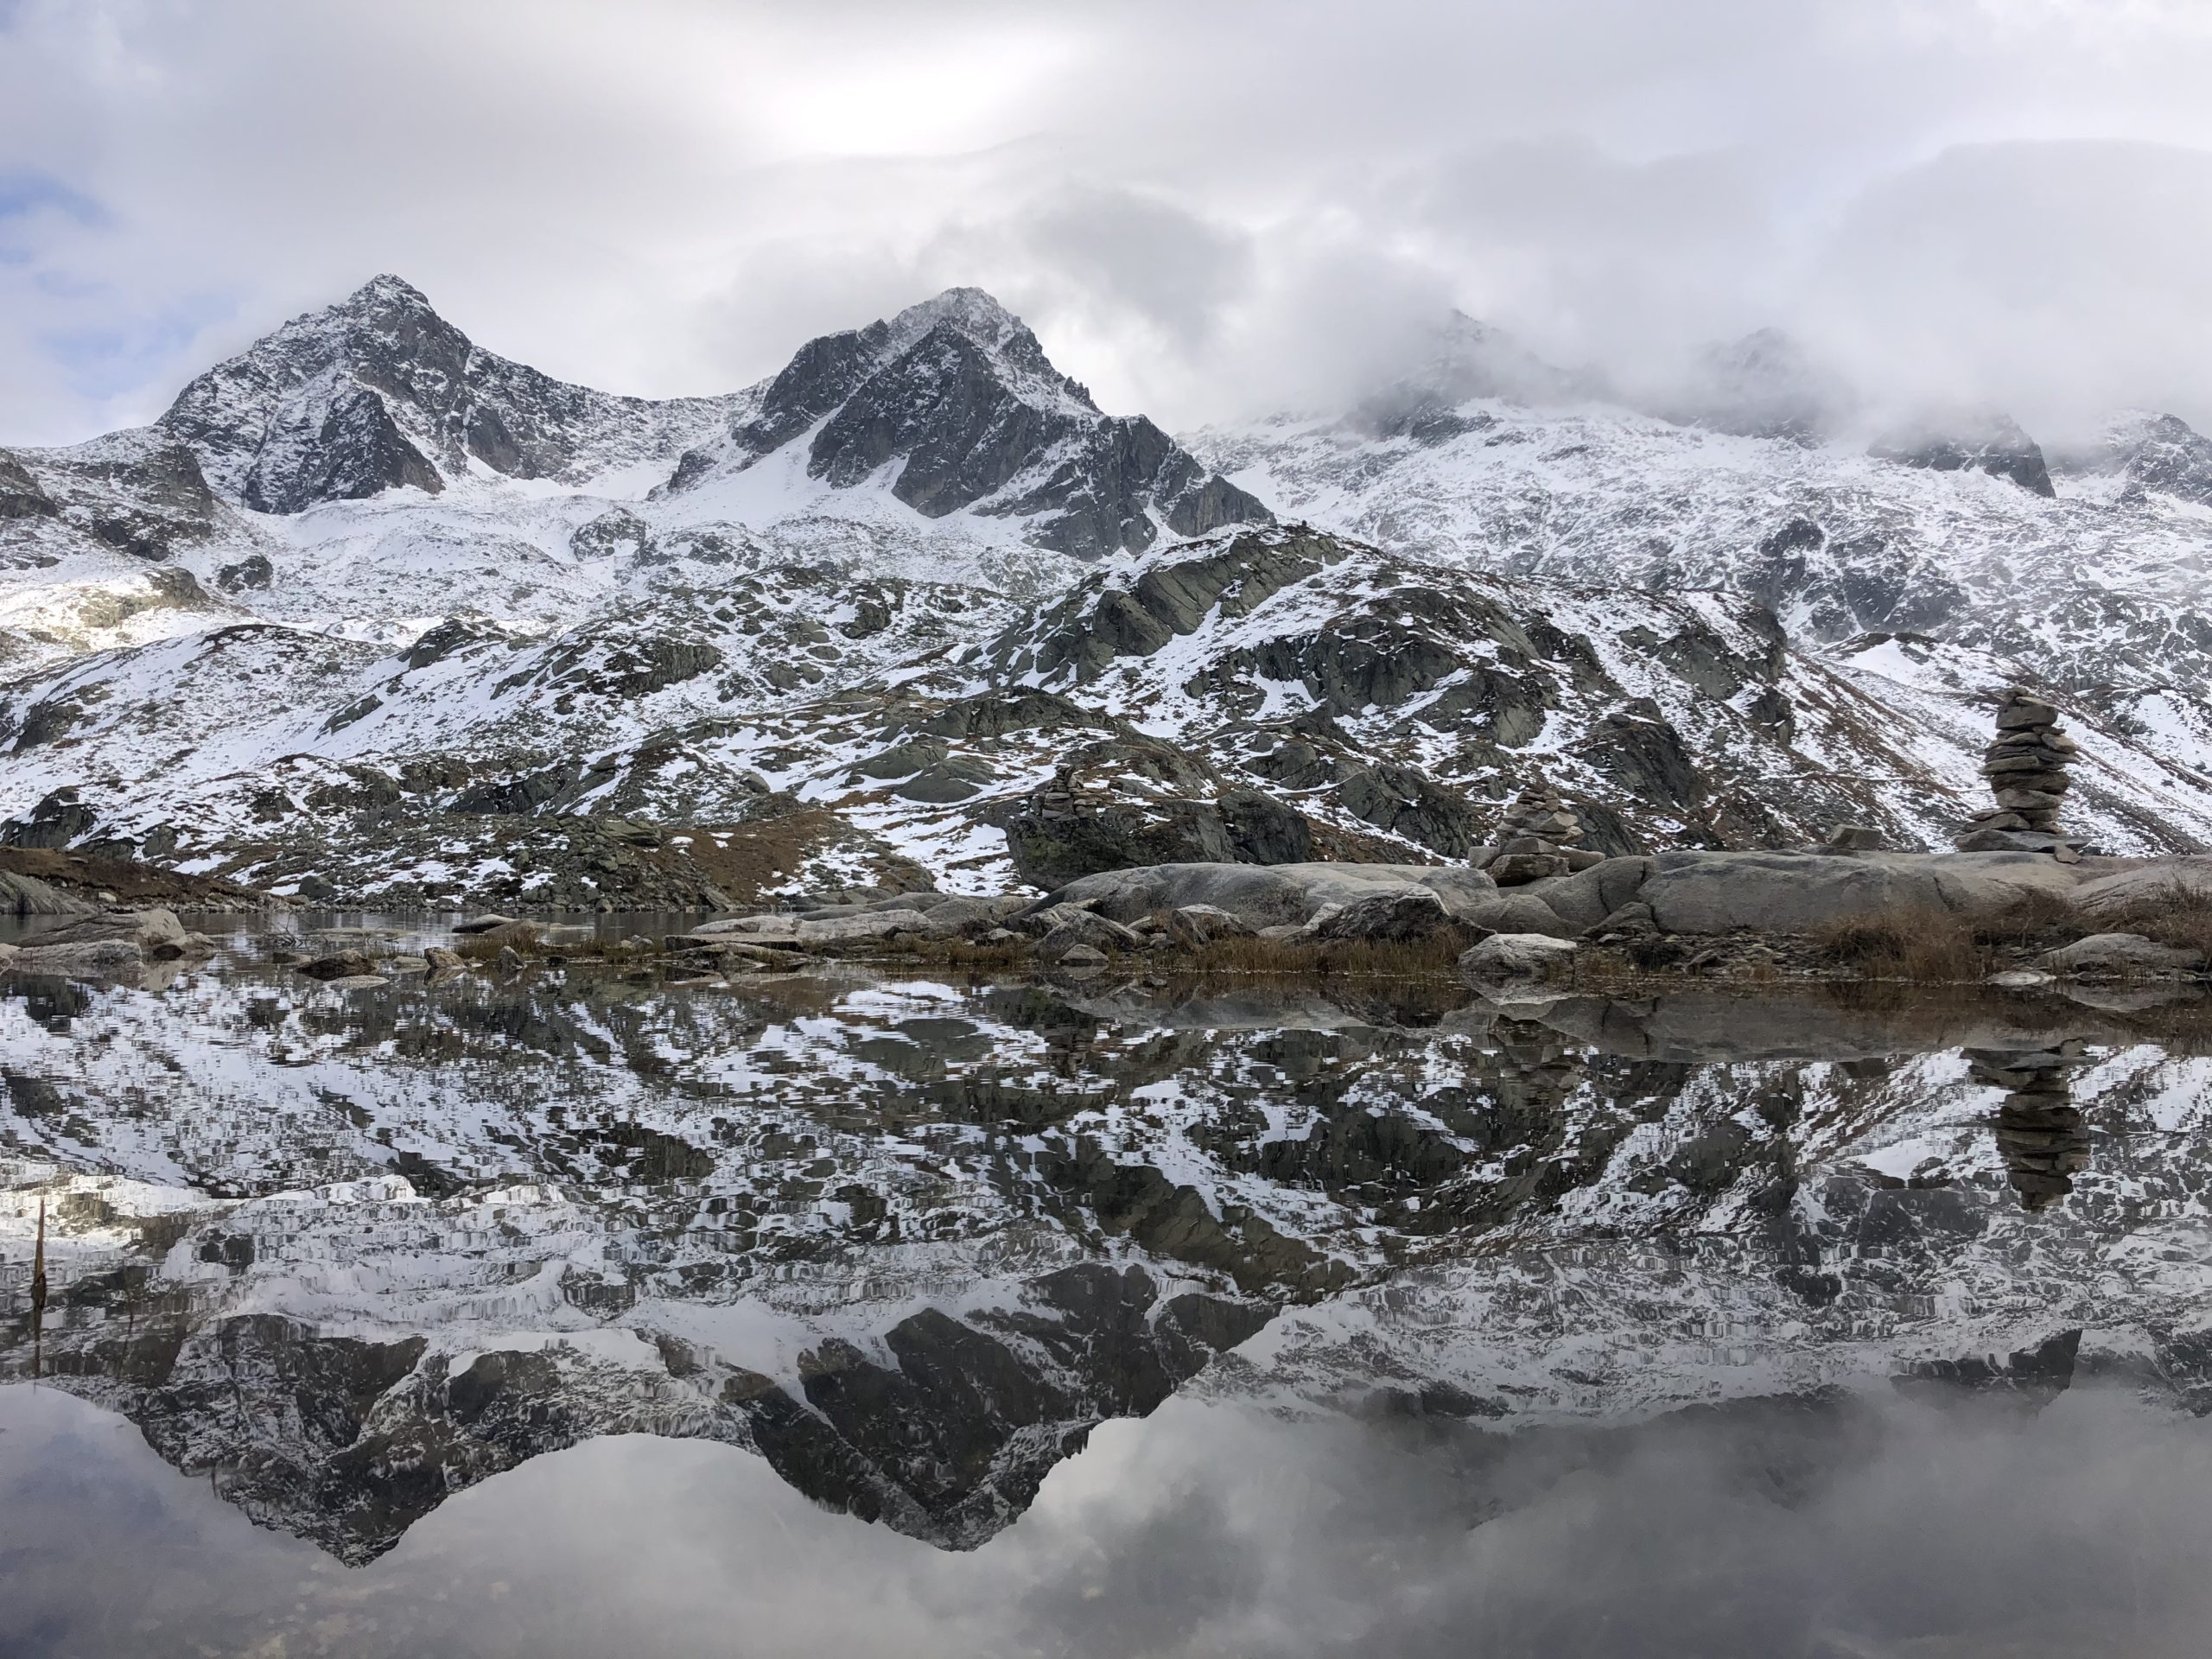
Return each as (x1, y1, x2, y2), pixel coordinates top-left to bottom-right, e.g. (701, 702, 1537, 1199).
(2, 938, 144, 981)
(1042, 862, 1500, 931)
(2037, 933, 2203, 976)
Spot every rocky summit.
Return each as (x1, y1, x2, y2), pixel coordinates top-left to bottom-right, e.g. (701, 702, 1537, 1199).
(7, 282, 2212, 907)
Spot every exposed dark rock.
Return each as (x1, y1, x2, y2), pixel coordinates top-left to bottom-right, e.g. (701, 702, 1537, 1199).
(2097, 412, 2212, 505)
(1870, 413, 2056, 498)
(1313, 886, 1461, 944)
(216, 552, 273, 592)
(0, 448, 58, 519)
(999, 737, 1325, 890)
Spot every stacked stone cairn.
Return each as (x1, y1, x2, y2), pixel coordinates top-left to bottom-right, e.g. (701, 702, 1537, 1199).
(1959, 686, 2081, 856)
(1477, 785, 1607, 887)
(1965, 1043, 2091, 1211)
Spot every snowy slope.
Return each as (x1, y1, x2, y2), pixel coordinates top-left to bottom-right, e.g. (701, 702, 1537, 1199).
(9, 287, 2212, 899)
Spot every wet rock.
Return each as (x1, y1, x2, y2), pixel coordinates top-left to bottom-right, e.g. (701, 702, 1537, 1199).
(16, 906, 203, 960)
(1460, 933, 1580, 980)
(422, 946, 466, 975)
(2037, 932, 2203, 977)
(299, 950, 379, 981)
(452, 914, 518, 934)
(3, 938, 145, 981)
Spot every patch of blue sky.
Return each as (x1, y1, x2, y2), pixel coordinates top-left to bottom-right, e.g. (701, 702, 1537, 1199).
(0, 169, 110, 265)
(39, 292, 241, 402)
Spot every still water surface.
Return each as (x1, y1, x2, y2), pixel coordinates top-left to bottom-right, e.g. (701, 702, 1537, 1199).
(5, 918, 2212, 1655)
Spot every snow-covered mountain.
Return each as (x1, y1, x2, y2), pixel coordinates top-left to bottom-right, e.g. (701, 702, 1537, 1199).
(6, 283, 2212, 903)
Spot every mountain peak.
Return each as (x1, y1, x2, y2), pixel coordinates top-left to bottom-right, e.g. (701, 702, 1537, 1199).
(887, 286, 1026, 355)
(340, 272, 436, 315)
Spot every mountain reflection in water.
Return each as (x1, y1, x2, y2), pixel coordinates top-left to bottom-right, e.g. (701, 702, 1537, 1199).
(7, 937, 2212, 1655)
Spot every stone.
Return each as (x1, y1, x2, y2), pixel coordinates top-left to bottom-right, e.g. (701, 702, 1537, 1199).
(1487, 853, 1571, 886)
(1562, 848, 1607, 872)
(321, 974, 391, 989)
(791, 909, 930, 946)
(1588, 900, 1658, 940)
(1994, 699, 2058, 730)
(1986, 969, 2055, 989)
(917, 895, 1028, 939)
(1638, 849, 2081, 936)
(1037, 910, 1141, 962)
(22, 906, 203, 960)
(691, 913, 802, 940)
(1039, 861, 1502, 933)
(1164, 904, 1255, 948)
(299, 950, 378, 981)
(452, 914, 518, 934)
(0, 871, 98, 917)
(423, 946, 466, 974)
(2037, 932, 2203, 976)
(1054, 943, 1109, 969)
(3, 938, 145, 981)
(1822, 825, 1885, 852)
(1459, 933, 1580, 980)
(1313, 886, 1456, 944)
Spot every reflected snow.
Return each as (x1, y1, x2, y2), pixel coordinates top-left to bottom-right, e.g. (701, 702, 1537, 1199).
(7, 928, 2212, 1652)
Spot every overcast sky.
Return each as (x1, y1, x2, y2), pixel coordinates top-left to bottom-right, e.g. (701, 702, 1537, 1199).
(4, 0, 2212, 444)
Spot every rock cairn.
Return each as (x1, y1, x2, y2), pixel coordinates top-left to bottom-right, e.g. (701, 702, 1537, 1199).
(1961, 687, 2079, 851)
(1965, 1043, 2091, 1211)
(1478, 785, 1605, 886)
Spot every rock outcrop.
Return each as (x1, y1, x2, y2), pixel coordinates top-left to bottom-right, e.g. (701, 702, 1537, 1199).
(999, 738, 1323, 891)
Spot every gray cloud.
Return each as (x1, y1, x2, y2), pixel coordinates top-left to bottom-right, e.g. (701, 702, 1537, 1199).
(11, 1382, 2212, 1656)
(2, 0, 2210, 441)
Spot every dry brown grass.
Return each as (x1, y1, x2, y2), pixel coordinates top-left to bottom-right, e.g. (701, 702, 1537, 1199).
(1969, 887, 2085, 952)
(1180, 929, 1478, 980)
(1804, 905, 1991, 982)
(2088, 880, 2212, 960)
(454, 921, 542, 962)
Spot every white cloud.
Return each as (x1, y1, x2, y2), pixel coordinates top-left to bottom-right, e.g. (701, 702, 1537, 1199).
(1, 0, 2209, 442)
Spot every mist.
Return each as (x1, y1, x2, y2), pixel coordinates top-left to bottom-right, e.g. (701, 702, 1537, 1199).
(3, 1, 2211, 442)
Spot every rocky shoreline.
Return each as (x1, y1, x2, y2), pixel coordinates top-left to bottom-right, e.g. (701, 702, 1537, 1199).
(10, 842, 2212, 997)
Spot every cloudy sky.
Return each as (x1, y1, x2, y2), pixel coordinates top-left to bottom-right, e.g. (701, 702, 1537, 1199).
(12, 1385, 2212, 1656)
(4, 0, 2212, 444)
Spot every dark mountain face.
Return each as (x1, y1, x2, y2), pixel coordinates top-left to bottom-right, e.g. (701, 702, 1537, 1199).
(674, 287, 1271, 558)
(156, 275, 737, 514)
(1869, 412, 2057, 498)
(2102, 412, 2212, 505)
(144, 276, 1268, 556)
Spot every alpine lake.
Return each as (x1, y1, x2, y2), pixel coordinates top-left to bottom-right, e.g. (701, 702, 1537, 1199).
(8, 912, 2212, 1657)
